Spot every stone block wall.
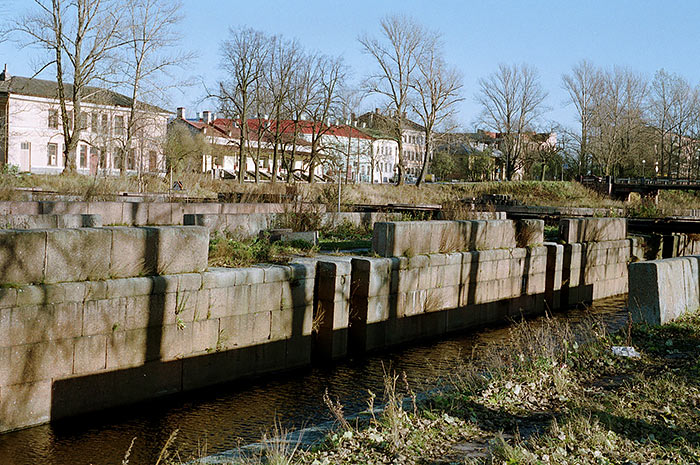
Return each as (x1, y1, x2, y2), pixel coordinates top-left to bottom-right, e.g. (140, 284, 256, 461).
(0, 214, 102, 229)
(0, 226, 208, 286)
(559, 218, 627, 243)
(629, 256, 700, 325)
(561, 239, 631, 304)
(185, 212, 407, 239)
(437, 211, 507, 220)
(185, 213, 280, 238)
(0, 217, 643, 432)
(0, 201, 293, 226)
(0, 262, 315, 432)
(348, 246, 550, 354)
(314, 258, 352, 360)
(372, 219, 544, 257)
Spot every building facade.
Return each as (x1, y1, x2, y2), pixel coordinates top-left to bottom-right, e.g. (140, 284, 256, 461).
(172, 109, 397, 183)
(358, 109, 429, 181)
(0, 68, 169, 175)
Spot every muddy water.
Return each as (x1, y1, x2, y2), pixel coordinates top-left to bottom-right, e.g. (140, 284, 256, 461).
(0, 297, 628, 465)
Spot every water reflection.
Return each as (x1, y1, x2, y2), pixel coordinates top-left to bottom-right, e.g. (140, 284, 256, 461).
(0, 297, 627, 465)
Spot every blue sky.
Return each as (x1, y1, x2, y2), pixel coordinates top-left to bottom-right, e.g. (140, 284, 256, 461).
(3, 0, 700, 131)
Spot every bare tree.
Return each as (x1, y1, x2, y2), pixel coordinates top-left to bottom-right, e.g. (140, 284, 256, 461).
(562, 60, 602, 176)
(476, 63, 548, 180)
(261, 35, 302, 183)
(359, 14, 428, 185)
(304, 55, 345, 183)
(13, 0, 123, 173)
(589, 67, 648, 176)
(649, 69, 699, 177)
(119, 0, 190, 176)
(410, 36, 463, 187)
(218, 26, 269, 183)
(282, 52, 318, 182)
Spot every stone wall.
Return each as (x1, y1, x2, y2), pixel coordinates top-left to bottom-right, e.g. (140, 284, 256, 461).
(0, 214, 102, 229)
(629, 256, 700, 325)
(559, 217, 627, 243)
(0, 226, 208, 286)
(184, 212, 406, 238)
(0, 201, 290, 226)
(0, 262, 315, 432)
(561, 239, 630, 304)
(0, 217, 637, 433)
(437, 211, 507, 220)
(372, 219, 544, 258)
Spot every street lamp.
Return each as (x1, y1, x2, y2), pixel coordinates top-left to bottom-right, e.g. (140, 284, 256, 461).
(642, 159, 646, 179)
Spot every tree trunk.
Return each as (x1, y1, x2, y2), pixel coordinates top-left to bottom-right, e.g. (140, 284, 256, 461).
(416, 132, 431, 187)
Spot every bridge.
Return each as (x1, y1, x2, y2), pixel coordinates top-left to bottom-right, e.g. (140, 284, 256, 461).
(580, 176, 700, 200)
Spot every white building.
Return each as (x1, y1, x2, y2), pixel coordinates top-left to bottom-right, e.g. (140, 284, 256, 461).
(0, 68, 170, 175)
(369, 137, 399, 183)
(358, 109, 429, 181)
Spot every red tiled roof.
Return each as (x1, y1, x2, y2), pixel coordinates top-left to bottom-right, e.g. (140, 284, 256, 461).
(212, 118, 373, 141)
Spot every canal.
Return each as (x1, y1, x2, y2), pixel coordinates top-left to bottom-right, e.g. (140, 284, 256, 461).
(0, 297, 628, 465)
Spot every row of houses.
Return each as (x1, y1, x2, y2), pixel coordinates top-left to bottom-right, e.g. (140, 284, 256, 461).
(0, 68, 425, 182)
(0, 68, 555, 182)
(170, 107, 433, 183)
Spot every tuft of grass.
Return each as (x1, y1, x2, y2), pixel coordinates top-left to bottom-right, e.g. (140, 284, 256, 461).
(208, 231, 317, 268)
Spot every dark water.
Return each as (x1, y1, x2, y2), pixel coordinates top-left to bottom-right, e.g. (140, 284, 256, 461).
(0, 297, 628, 465)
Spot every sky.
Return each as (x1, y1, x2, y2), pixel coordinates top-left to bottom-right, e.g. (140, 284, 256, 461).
(2, 0, 700, 131)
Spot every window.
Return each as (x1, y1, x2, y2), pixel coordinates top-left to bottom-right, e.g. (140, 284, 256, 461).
(100, 114, 109, 134)
(47, 143, 58, 166)
(79, 145, 87, 168)
(99, 148, 106, 169)
(149, 151, 158, 172)
(128, 149, 135, 170)
(114, 149, 123, 169)
(48, 110, 59, 129)
(114, 115, 125, 136)
(79, 113, 88, 131)
(21, 142, 30, 150)
(91, 113, 98, 133)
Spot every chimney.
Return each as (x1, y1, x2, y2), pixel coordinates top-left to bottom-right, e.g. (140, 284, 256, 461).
(202, 111, 212, 124)
(375, 108, 380, 114)
(176, 107, 186, 119)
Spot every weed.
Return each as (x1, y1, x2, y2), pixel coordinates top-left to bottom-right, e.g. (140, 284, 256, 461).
(154, 429, 179, 465)
(208, 231, 316, 268)
(274, 184, 324, 232)
(423, 289, 444, 313)
(120, 437, 136, 465)
(323, 388, 351, 432)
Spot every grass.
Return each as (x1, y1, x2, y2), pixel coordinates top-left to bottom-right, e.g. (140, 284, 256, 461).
(318, 238, 371, 252)
(121, 309, 700, 464)
(299, 312, 700, 464)
(208, 232, 317, 268)
(6, 171, 700, 215)
(318, 219, 372, 252)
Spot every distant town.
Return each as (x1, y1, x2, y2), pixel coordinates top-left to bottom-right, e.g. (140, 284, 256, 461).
(3, 2, 700, 189)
